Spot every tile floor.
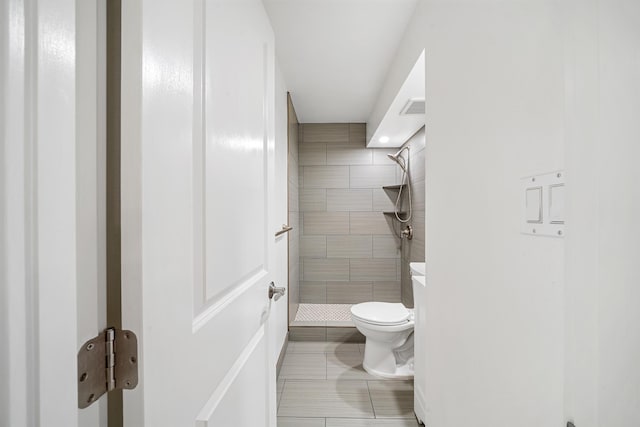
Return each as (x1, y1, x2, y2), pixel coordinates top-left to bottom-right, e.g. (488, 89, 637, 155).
(277, 341, 421, 426)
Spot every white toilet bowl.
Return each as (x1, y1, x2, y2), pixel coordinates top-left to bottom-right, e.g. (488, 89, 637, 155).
(351, 302, 415, 379)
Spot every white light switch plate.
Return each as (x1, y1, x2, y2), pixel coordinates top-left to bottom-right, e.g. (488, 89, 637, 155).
(521, 171, 565, 237)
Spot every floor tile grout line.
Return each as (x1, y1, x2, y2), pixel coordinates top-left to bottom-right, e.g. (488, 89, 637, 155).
(365, 380, 377, 419)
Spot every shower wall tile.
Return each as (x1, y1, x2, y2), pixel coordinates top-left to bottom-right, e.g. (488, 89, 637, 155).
(349, 212, 392, 235)
(372, 148, 398, 165)
(288, 95, 300, 323)
(300, 189, 326, 212)
(303, 166, 349, 189)
(326, 189, 372, 212)
(409, 145, 426, 180)
(300, 281, 327, 303)
(297, 123, 403, 306)
(302, 123, 349, 143)
(326, 144, 372, 165)
(350, 259, 397, 282)
(410, 211, 426, 261)
(412, 180, 426, 210)
(349, 165, 397, 189)
(373, 282, 402, 303)
(303, 258, 350, 282)
(300, 236, 327, 258)
(299, 143, 327, 166)
(304, 212, 350, 235)
(348, 123, 366, 146)
(372, 188, 396, 211)
(326, 283, 373, 304)
(326, 235, 372, 259)
(373, 235, 401, 258)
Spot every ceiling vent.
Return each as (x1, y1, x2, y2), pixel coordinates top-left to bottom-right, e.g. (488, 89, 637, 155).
(399, 98, 425, 115)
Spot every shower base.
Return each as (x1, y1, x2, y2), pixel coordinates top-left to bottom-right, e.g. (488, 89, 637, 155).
(292, 303, 355, 327)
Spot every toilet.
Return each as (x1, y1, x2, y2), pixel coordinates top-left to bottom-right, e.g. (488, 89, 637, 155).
(351, 262, 425, 379)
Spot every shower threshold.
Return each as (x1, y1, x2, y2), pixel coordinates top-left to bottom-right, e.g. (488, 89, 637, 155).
(292, 303, 355, 327)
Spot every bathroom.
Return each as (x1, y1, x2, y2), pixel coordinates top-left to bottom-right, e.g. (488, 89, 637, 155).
(269, 0, 430, 420)
(3, 0, 640, 426)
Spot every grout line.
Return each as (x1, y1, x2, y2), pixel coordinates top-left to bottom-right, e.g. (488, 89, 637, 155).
(366, 379, 377, 419)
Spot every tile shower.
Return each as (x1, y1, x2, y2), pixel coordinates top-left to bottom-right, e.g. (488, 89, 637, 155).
(287, 116, 425, 337)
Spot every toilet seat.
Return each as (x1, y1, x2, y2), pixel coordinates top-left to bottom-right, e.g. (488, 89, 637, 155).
(351, 302, 411, 326)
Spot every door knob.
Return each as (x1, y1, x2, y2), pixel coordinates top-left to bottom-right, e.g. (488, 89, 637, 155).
(268, 282, 286, 301)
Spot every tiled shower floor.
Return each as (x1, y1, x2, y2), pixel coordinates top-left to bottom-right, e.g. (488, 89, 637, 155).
(292, 303, 355, 327)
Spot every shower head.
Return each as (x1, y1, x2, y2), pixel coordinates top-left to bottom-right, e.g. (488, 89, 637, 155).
(387, 147, 409, 170)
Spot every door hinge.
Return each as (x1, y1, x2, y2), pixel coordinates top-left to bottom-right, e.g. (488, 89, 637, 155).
(77, 327, 138, 409)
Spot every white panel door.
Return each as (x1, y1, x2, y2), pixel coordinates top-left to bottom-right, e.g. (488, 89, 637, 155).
(120, 0, 278, 426)
(2, 0, 106, 425)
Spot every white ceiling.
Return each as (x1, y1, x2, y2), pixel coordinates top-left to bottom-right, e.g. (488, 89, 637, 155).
(263, 0, 419, 123)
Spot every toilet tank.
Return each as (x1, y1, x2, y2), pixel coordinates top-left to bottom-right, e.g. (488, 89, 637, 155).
(412, 274, 427, 425)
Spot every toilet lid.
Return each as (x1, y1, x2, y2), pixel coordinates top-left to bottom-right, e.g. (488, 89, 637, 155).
(351, 302, 411, 325)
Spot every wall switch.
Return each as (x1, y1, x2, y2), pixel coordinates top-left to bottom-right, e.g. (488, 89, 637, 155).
(525, 187, 543, 223)
(521, 171, 565, 237)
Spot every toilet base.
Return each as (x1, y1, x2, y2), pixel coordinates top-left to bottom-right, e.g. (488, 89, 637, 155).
(363, 361, 414, 380)
(362, 339, 414, 379)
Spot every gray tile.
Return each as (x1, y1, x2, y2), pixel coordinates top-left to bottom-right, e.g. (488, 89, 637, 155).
(373, 282, 402, 303)
(326, 353, 375, 380)
(279, 380, 374, 418)
(304, 166, 350, 189)
(350, 212, 392, 235)
(325, 320, 355, 328)
(327, 328, 365, 343)
(326, 189, 373, 212)
(373, 235, 401, 258)
(373, 188, 396, 212)
(299, 143, 327, 165)
(411, 180, 425, 211)
(300, 281, 327, 304)
(304, 258, 350, 281)
(304, 212, 350, 235)
(301, 236, 327, 257)
(326, 418, 420, 426)
(350, 165, 397, 189)
(326, 235, 373, 258)
(302, 123, 350, 143)
(300, 189, 327, 212)
(372, 148, 399, 165)
(350, 259, 397, 281)
(280, 353, 327, 380)
(368, 380, 415, 418)
(327, 144, 372, 165)
(278, 417, 326, 427)
(348, 123, 366, 146)
(326, 283, 373, 304)
(289, 327, 327, 342)
(289, 342, 361, 354)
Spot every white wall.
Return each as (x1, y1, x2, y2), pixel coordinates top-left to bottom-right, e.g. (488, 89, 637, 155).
(271, 61, 289, 363)
(423, 2, 566, 425)
(375, 0, 640, 425)
(565, 0, 640, 425)
(377, 1, 566, 425)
